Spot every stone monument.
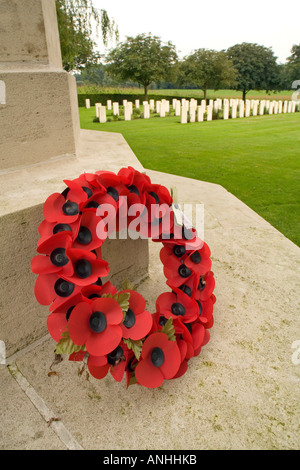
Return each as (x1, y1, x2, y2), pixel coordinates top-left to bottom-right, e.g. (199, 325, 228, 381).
(0, 0, 148, 357)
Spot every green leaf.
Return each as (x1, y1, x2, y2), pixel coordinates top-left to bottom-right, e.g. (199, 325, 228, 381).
(128, 374, 137, 387)
(123, 338, 143, 361)
(55, 329, 85, 355)
(121, 278, 136, 291)
(116, 292, 130, 314)
(160, 317, 176, 342)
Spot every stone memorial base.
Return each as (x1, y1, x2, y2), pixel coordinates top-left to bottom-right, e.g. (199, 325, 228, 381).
(1, 157, 299, 450)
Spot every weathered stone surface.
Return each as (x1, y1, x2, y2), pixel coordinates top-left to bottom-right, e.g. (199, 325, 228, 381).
(2, 169, 299, 450)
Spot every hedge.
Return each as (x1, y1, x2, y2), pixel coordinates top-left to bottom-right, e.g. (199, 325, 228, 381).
(77, 93, 202, 107)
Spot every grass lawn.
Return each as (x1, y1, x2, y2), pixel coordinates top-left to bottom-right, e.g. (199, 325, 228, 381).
(79, 107, 300, 246)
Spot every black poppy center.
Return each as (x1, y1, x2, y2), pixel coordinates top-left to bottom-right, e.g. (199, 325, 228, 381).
(62, 201, 79, 216)
(190, 251, 201, 264)
(53, 223, 72, 234)
(196, 300, 203, 315)
(198, 278, 206, 291)
(54, 278, 75, 297)
(171, 302, 186, 316)
(128, 184, 139, 196)
(179, 284, 192, 297)
(123, 308, 136, 329)
(178, 264, 192, 278)
(50, 247, 69, 267)
(149, 191, 159, 204)
(173, 245, 186, 257)
(107, 346, 123, 365)
(158, 315, 168, 326)
(66, 305, 75, 322)
(89, 311, 107, 333)
(76, 226, 92, 245)
(82, 186, 93, 198)
(93, 277, 102, 286)
(86, 201, 99, 209)
(151, 347, 165, 367)
(107, 186, 119, 202)
(75, 259, 92, 279)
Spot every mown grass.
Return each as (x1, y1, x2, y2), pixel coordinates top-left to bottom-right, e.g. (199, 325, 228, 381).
(79, 107, 300, 246)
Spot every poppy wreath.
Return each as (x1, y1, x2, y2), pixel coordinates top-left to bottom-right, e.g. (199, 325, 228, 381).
(31, 166, 216, 389)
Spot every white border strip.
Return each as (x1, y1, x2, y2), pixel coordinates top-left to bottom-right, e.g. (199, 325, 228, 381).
(8, 364, 83, 450)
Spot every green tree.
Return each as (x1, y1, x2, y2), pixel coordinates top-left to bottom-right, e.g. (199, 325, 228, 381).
(227, 42, 280, 101)
(56, 0, 118, 71)
(179, 49, 237, 101)
(106, 33, 178, 100)
(285, 44, 300, 84)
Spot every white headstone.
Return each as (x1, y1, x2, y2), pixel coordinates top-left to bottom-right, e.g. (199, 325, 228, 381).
(283, 100, 288, 113)
(99, 106, 106, 123)
(181, 106, 188, 123)
(278, 101, 283, 113)
(160, 101, 166, 117)
(238, 101, 244, 118)
(107, 100, 112, 110)
(124, 104, 131, 120)
(189, 107, 196, 122)
(223, 104, 229, 120)
(252, 101, 258, 116)
(175, 101, 181, 116)
(268, 102, 274, 114)
(143, 103, 150, 119)
(201, 99, 206, 109)
(273, 101, 278, 114)
(113, 102, 119, 115)
(95, 103, 102, 117)
(123, 99, 127, 107)
(135, 99, 140, 109)
(206, 105, 213, 121)
(156, 101, 161, 113)
(85, 98, 90, 109)
(197, 106, 204, 122)
(149, 99, 155, 110)
(245, 100, 251, 117)
(231, 104, 237, 119)
(259, 100, 265, 115)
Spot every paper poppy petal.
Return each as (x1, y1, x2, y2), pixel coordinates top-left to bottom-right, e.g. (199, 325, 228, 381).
(34, 274, 58, 305)
(68, 302, 91, 345)
(121, 310, 153, 341)
(31, 255, 61, 275)
(111, 360, 126, 382)
(172, 359, 188, 379)
(47, 312, 68, 342)
(135, 356, 164, 388)
(91, 297, 123, 325)
(141, 332, 169, 360)
(160, 340, 181, 379)
(88, 361, 110, 380)
(192, 323, 206, 351)
(120, 290, 146, 314)
(88, 354, 108, 367)
(85, 325, 122, 356)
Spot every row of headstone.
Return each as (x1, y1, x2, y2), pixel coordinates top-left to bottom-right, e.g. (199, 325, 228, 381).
(86, 97, 299, 123)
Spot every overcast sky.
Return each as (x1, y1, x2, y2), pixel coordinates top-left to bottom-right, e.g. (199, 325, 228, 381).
(93, 0, 299, 64)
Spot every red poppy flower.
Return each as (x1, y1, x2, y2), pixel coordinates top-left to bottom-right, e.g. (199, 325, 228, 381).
(81, 280, 117, 301)
(34, 273, 82, 310)
(196, 296, 214, 326)
(195, 271, 216, 302)
(87, 354, 110, 379)
(68, 297, 123, 356)
(118, 166, 150, 207)
(72, 210, 107, 251)
(31, 232, 73, 276)
(138, 203, 173, 240)
(43, 181, 88, 224)
(37, 218, 80, 246)
(47, 293, 84, 341)
(62, 248, 109, 286)
(184, 242, 212, 276)
(119, 290, 153, 340)
(156, 289, 199, 324)
(135, 332, 181, 388)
